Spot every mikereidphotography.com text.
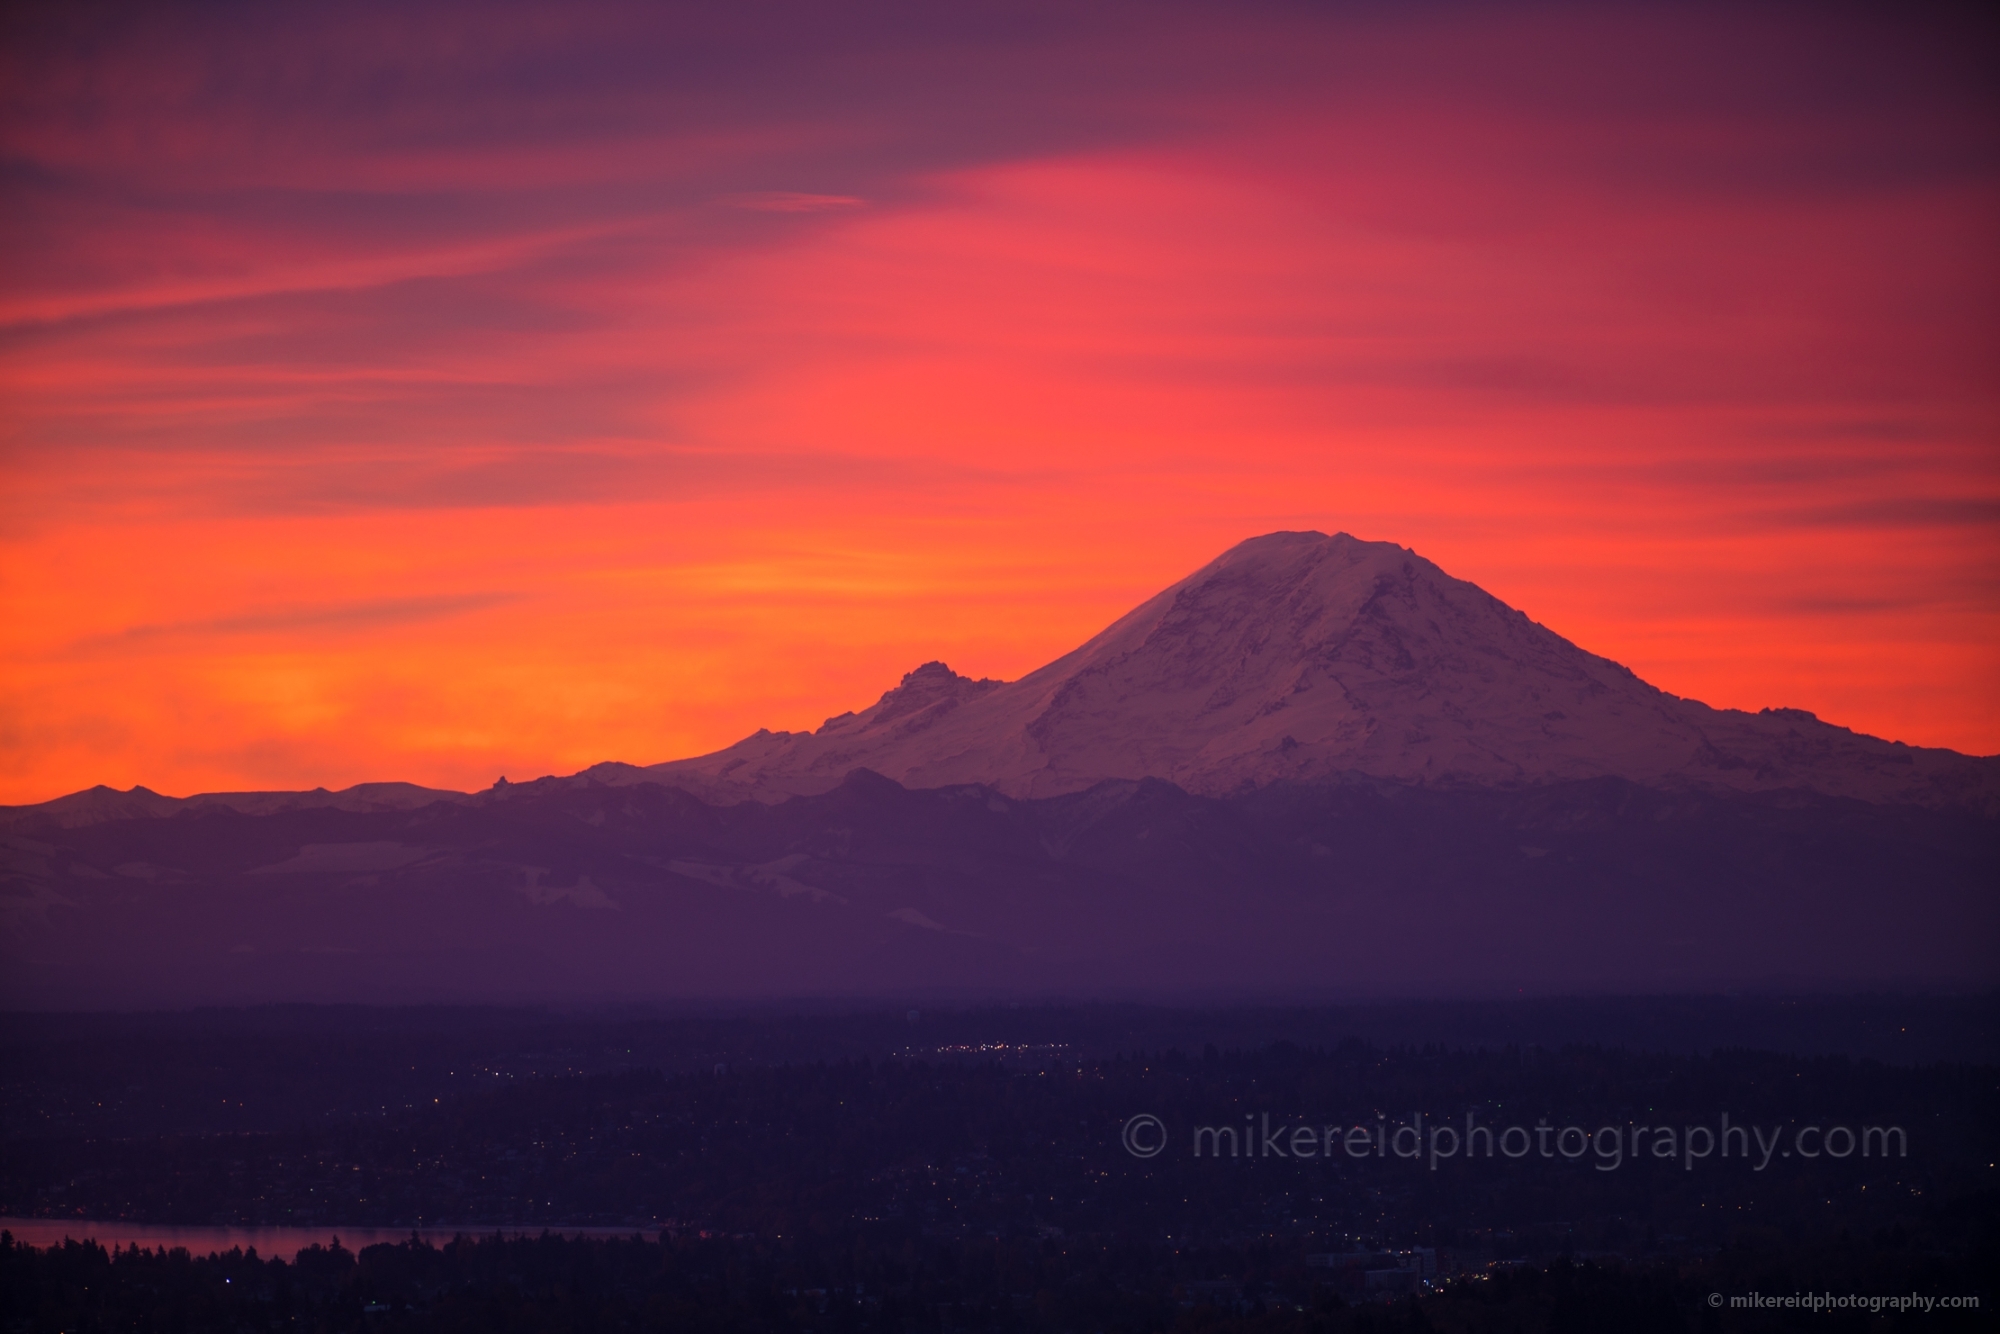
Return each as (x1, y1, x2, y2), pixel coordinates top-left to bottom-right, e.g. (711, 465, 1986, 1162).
(1122, 1111, 1906, 1172)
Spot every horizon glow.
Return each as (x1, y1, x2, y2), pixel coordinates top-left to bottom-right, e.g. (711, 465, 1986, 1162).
(2, 1, 1996, 803)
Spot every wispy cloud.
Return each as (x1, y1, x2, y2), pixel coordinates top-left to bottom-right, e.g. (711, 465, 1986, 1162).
(722, 192, 866, 213)
(63, 592, 521, 654)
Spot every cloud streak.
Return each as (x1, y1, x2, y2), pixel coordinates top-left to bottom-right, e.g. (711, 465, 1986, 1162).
(64, 592, 522, 654)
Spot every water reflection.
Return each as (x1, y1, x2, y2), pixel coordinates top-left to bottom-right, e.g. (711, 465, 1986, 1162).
(0, 1217, 649, 1261)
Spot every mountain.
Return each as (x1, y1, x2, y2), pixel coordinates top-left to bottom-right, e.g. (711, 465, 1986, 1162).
(4, 530, 1994, 1007)
(10, 531, 1991, 827)
(633, 532, 1995, 811)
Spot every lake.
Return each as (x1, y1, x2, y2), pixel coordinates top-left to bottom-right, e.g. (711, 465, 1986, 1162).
(0, 1217, 653, 1261)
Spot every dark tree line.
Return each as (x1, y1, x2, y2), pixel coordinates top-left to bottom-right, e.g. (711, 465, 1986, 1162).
(5, 1223, 1994, 1333)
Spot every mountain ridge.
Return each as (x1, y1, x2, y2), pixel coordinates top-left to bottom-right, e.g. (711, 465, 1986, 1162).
(5, 767, 1993, 1007)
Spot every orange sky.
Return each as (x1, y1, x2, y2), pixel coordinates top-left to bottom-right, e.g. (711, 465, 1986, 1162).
(3, 2, 1997, 804)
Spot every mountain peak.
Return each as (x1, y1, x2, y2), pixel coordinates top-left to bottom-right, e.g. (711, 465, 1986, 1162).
(643, 532, 1996, 810)
(817, 660, 1004, 737)
(880, 660, 1000, 710)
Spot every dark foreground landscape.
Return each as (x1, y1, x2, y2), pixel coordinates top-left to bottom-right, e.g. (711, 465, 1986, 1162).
(2, 999, 1994, 1331)
(8, 770, 1995, 1009)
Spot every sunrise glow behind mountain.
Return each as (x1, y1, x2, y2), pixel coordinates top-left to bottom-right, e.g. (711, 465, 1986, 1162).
(3, 1, 1995, 804)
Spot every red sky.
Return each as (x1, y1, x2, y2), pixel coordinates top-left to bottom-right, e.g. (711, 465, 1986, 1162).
(3, 1, 1996, 805)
